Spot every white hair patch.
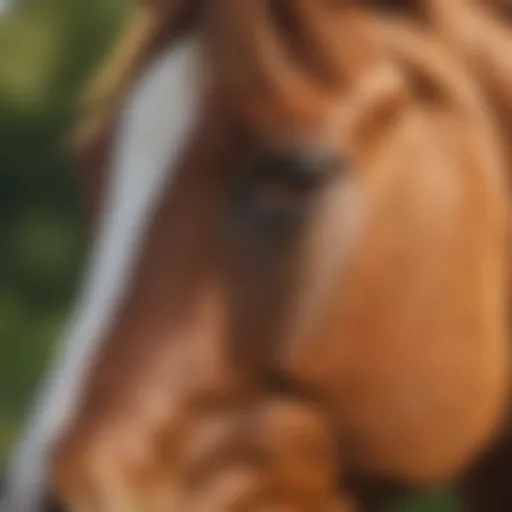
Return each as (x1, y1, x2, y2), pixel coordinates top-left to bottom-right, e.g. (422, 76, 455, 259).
(2, 36, 200, 511)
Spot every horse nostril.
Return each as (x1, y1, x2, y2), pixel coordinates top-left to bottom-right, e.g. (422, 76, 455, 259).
(249, 147, 343, 191)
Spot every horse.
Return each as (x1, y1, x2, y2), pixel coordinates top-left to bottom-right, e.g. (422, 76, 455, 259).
(2, 1, 512, 510)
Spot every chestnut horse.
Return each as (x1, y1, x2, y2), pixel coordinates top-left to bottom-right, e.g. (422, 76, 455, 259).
(3, 1, 512, 511)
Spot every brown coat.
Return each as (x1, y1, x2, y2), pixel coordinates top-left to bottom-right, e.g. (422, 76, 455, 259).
(49, 2, 512, 511)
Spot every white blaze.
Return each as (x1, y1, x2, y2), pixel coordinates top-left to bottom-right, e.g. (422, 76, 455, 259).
(2, 37, 200, 511)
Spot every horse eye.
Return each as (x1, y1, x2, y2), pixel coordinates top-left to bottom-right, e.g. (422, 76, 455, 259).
(228, 147, 344, 237)
(248, 147, 342, 192)
(363, 0, 420, 15)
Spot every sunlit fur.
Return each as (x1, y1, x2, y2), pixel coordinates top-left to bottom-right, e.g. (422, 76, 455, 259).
(6, 1, 512, 511)
(419, 1, 512, 507)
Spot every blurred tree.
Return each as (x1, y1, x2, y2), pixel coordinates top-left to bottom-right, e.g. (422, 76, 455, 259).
(0, 0, 132, 456)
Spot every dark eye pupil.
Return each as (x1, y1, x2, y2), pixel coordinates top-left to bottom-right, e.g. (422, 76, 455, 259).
(227, 147, 344, 239)
(248, 147, 342, 192)
(364, 0, 420, 16)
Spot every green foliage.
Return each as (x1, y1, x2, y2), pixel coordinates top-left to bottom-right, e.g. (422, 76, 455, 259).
(386, 487, 461, 512)
(0, 0, 131, 456)
(0, 2, 460, 510)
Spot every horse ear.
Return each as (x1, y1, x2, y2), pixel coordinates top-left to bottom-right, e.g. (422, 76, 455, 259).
(69, 0, 201, 227)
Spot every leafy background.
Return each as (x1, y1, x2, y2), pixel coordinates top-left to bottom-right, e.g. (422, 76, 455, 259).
(0, 1, 458, 510)
(0, 0, 130, 453)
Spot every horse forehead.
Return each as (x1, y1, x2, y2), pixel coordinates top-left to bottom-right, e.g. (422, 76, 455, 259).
(204, 3, 407, 145)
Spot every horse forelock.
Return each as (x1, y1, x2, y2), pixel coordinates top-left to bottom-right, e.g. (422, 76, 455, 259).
(206, 1, 391, 98)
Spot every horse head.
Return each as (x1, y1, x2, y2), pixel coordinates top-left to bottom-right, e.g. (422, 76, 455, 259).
(3, 1, 510, 511)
